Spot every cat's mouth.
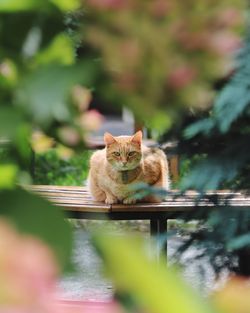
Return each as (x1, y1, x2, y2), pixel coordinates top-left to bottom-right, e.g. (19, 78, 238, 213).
(119, 164, 137, 171)
(112, 162, 138, 171)
(120, 167, 130, 171)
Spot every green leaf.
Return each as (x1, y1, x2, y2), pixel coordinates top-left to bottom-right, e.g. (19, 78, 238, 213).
(0, 188, 73, 272)
(0, 164, 18, 189)
(211, 38, 250, 134)
(35, 33, 75, 66)
(17, 62, 96, 127)
(227, 233, 250, 250)
(0, 0, 44, 11)
(0, 107, 26, 140)
(14, 123, 32, 160)
(180, 158, 239, 190)
(130, 182, 167, 199)
(214, 86, 250, 133)
(49, 0, 80, 11)
(147, 111, 172, 134)
(0, 0, 80, 11)
(184, 119, 215, 139)
(93, 233, 215, 313)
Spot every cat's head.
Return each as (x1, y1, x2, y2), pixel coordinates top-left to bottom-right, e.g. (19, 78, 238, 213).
(104, 131, 142, 171)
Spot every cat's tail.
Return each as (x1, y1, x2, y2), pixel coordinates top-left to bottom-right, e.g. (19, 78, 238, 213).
(152, 148, 171, 190)
(160, 151, 171, 190)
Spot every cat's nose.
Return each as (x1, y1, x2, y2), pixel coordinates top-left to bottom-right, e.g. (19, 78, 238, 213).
(122, 161, 127, 166)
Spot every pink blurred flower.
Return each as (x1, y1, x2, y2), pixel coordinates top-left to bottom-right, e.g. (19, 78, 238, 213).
(149, 0, 171, 18)
(120, 40, 140, 67)
(78, 109, 104, 132)
(52, 300, 124, 313)
(168, 66, 197, 89)
(115, 72, 139, 91)
(0, 219, 58, 311)
(71, 85, 92, 112)
(88, 0, 127, 10)
(214, 8, 242, 28)
(172, 22, 209, 51)
(0, 62, 12, 77)
(0, 221, 124, 313)
(58, 126, 81, 146)
(208, 31, 242, 55)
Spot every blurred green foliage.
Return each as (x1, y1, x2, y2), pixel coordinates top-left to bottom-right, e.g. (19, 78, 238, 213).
(0, 0, 91, 272)
(84, 0, 245, 134)
(93, 231, 216, 313)
(179, 32, 250, 190)
(172, 32, 250, 276)
(34, 149, 91, 185)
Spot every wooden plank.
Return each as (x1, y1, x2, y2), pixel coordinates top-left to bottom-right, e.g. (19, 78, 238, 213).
(30, 185, 88, 192)
(59, 204, 111, 213)
(45, 201, 110, 213)
(27, 185, 250, 214)
(29, 186, 248, 197)
(111, 202, 250, 212)
(28, 185, 111, 213)
(34, 192, 92, 199)
(36, 192, 250, 201)
(30, 185, 247, 199)
(44, 198, 98, 205)
(38, 197, 250, 211)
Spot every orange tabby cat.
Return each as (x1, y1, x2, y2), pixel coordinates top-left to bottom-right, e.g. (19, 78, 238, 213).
(88, 131, 170, 204)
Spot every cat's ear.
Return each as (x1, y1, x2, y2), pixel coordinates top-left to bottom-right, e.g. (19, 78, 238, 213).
(104, 132, 117, 146)
(131, 130, 142, 145)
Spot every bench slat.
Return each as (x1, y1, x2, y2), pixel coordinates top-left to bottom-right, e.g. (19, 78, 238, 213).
(28, 185, 110, 213)
(30, 185, 88, 192)
(36, 192, 93, 199)
(35, 192, 250, 203)
(111, 201, 250, 212)
(27, 185, 250, 214)
(56, 204, 110, 213)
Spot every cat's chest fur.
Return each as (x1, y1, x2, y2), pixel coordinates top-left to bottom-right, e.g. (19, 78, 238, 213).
(100, 168, 143, 200)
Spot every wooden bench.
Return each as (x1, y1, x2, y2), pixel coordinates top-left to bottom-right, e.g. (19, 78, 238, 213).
(29, 185, 250, 237)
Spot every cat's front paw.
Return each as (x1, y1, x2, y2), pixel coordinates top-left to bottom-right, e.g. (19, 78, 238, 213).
(105, 195, 118, 205)
(123, 197, 137, 205)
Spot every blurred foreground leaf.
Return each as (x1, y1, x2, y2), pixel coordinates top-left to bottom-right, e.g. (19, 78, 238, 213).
(227, 233, 250, 250)
(35, 33, 76, 66)
(0, 188, 73, 272)
(50, 0, 80, 11)
(0, 107, 26, 140)
(0, 0, 80, 12)
(0, 0, 44, 11)
(0, 164, 18, 189)
(93, 233, 215, 313)
(17, 62, 97, 126)
(180, 158, 238, 190)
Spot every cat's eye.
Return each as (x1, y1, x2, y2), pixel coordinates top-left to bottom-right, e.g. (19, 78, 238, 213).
(128, 151, 136, 157)
(113, 152, 120, 157)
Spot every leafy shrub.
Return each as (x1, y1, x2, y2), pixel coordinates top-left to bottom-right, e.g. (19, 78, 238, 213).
(34, 149, 92, 186)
